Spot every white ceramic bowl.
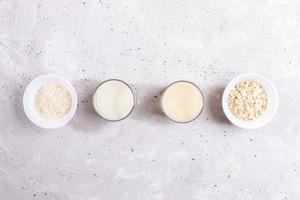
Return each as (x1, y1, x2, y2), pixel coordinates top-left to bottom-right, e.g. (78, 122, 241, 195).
(222, 73, 279, 129)
(23, 74, 77, 129)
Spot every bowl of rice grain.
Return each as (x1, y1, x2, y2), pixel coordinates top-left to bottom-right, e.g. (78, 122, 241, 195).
(222, 73, 279, 129)
(23, 74, 77, 129)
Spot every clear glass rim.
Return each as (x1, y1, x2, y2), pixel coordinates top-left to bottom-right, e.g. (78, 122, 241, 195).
(161, 80, 204, 123)
(93, 79, 135, 122)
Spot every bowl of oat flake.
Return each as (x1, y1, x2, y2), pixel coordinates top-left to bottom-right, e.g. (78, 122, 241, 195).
(222, 73, 279, 129)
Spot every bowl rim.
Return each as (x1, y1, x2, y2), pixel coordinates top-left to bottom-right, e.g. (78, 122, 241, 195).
(92, 79, 135, 122)
(23, 74, 77, 129)
(161, 80, 204, 123)
(222, 73, 279, 129)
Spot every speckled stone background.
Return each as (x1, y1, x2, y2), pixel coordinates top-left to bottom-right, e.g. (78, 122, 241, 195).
(1, 0, 300, 199)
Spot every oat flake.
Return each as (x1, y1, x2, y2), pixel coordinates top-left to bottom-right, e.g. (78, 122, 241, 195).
(228, 80, 268, 121)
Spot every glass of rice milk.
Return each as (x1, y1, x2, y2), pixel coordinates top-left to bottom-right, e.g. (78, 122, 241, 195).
(93, 79, 135, 121)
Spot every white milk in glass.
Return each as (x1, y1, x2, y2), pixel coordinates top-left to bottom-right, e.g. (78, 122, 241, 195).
(93, 80, 134, 121)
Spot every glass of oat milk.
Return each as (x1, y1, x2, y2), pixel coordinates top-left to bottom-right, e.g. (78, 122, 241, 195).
(161, 81, 204, 123)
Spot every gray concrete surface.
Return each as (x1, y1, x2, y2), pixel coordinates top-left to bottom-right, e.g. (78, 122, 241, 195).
(0, 0, 300, 199)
